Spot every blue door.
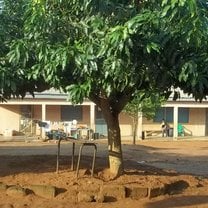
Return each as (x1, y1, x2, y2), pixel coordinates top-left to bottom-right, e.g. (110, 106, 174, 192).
(95, 106, 107, 136)
(95, 118, 107, 136)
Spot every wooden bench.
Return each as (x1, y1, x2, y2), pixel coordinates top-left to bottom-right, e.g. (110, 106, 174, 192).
(144, 130, 162, 137)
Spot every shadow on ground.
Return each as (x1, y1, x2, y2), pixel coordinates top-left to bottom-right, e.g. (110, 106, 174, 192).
(145, 195, 208, 208)
(1, 141, 208, 178)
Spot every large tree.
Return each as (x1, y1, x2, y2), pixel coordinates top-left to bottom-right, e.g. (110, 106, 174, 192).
(1, 0, 208, 176)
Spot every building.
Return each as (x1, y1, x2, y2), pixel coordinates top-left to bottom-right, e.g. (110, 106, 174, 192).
(0, 89, 207, 139)
(0, 89, 132, 139)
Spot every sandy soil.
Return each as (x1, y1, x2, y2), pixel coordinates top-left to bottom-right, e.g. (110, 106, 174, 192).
(0, 139, 208, 208)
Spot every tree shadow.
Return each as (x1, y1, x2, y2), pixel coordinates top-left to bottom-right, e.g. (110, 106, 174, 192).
(1, 141, 208, 179)
(0, 153, 110, 177)
(122, 143, 208, 178)
(145, 195, 208, 208)
(0, 155, 58, 177)
(124, 159, 178, 176)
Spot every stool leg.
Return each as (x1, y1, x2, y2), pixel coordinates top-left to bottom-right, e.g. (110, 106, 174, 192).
(91, 145, 97, 177)
(56, 138, 62, 173)
(71, 142, 75, 171)
(76, 144, 84, 178)
(76, 143, 97, 178)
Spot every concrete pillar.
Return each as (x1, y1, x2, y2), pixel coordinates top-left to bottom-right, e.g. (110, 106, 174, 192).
(41, 104, 46, 139)
(173, 106, 178, 139)
(137, 112, 143, 140)
(90, 103, 95, 132)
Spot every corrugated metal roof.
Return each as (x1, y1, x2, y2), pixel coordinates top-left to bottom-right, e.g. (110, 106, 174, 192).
(25, 88, 204, 102)
(25, 89, 68, 100)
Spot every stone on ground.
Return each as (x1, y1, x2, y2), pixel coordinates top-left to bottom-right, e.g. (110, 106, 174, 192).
(26, 185, 56, 199)
(6, 186, 27, 197)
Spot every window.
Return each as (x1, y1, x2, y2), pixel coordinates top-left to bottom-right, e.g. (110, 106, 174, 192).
(61, 105, 82, 121)
(154, 107, 189, 123)
(178, 108, 189, 123)
(20, 105, 32, 118)
(154, 107, 173, 123)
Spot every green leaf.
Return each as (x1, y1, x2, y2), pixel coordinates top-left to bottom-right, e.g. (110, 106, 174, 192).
(161, 5, 171, 17)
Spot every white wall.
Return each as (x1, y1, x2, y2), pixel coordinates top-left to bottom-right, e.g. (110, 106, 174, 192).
(0, 105, 20, 135)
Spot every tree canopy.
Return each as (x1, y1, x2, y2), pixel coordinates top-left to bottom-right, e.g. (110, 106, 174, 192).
(1, 0, 208, 101)
(1, 0, 208, 176)
(0, 0, 49, 101)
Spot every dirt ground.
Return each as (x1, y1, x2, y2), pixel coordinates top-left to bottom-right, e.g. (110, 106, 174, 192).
(1, 138, 208, 208)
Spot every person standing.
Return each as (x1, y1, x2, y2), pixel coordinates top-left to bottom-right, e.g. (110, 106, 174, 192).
(161, 119, 167, 137)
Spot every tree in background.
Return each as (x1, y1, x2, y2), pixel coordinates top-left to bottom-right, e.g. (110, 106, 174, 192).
(1, 0, 208, 177)
(123, 91, 166, 144)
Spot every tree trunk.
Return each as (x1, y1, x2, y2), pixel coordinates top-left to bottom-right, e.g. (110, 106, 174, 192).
(90, 95, 128, 177)
(132, 116, 138, 145)
(105, 112, 124, 177)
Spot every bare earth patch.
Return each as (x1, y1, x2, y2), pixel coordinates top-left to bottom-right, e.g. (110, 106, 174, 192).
(0, 140, 208, 208)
